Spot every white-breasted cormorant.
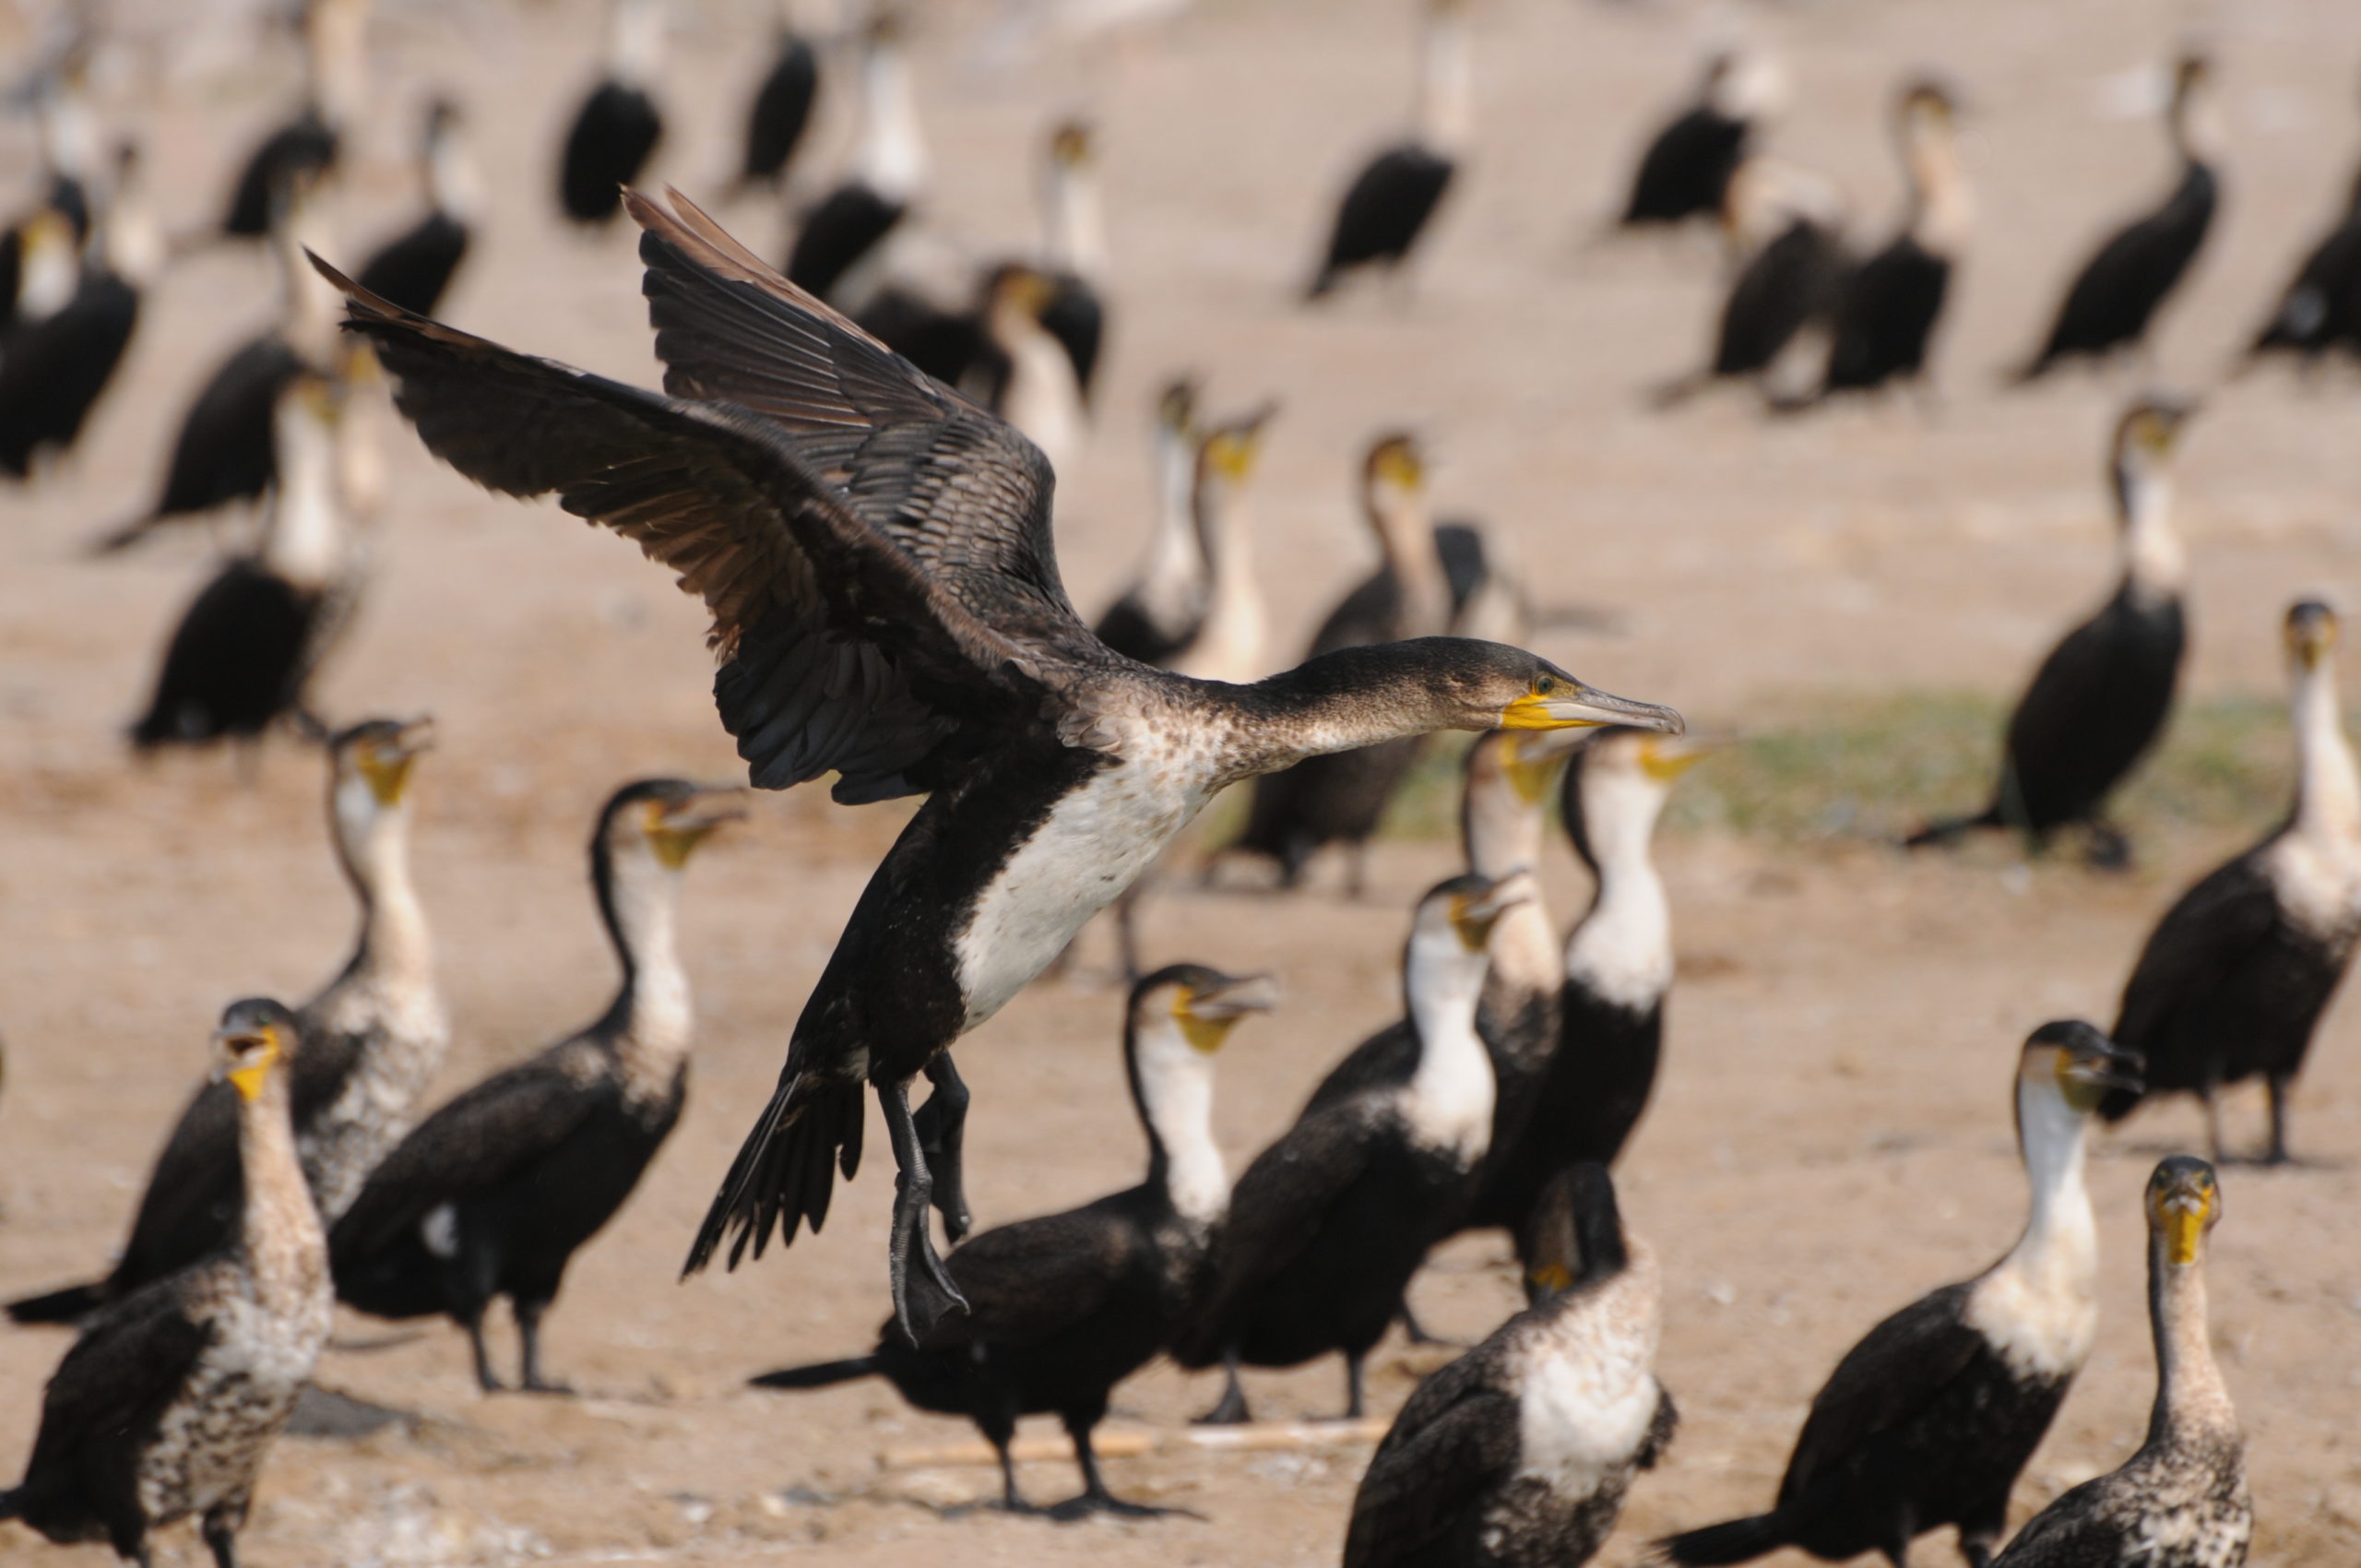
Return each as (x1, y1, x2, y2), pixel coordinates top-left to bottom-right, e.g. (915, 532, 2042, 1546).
(1616, 50, 1778, 229)
(2100, 600, 2361, 1165)
(0, 1001, 333, 1568)
(1307, 0, 1470, 301)
(750, 964, 1274, 1516)
(1, 52, 97, 325)
(1345, 1164, 1676, 1568)
(1224, 432, 1459, 894)
(332, 779, 742, 1392)
(1987, 1158, 2249, 1568)
(1657, 157, 1848, 405)
(311, 187, 1679, 1347)
(785, 11, 924, 305)
(1094, 378, 1208, 666)
(1908, 398, 2193, 866)
(219, 0, 364, 241)
(737, 8, 819, 196)
(558, 0, 668, 226)
(128, 367, 362, 751)
(10, 719, 443, 1327)
(354, 98, 477, 318)
(1038, 119, 1108, 400)
(1813, 80, 1969, 400)
(1656, 1021, 2143, 1568)
(1176, 873, 1525, 1424)
(2014, 54, 2221, 383)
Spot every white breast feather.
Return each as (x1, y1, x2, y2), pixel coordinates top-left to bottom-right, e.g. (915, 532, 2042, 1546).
(1964, 1264, 2097, 1382)
(2263, 831, 2361, 945)
(1513, 1289, 1661, 1502)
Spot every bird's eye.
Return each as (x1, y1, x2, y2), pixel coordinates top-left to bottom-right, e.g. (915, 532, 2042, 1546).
(1534, 676, 1557, 696)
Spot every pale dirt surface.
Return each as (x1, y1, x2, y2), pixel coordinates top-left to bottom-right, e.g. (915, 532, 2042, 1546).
(4, 0, 2361, 1563)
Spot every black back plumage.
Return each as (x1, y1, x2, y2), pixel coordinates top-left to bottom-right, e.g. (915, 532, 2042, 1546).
(2250, 189, 2361, 359)
(741, 33, 819, 189)
(108, 336, 304, 540)
(2019, 162, 2217, 381)
(0, 267, 136, 477)
(559, 81, 663, 224)
(784, 181, 906, 301)
(1991, 588, 2185, 838)
(1712, 217, 1848, 378)
(223, 112, 338, 238)
(1821, 234, 1950, 393)
(1309, 144, 1454, 299)
(128, 557, 325, 749)
(1622, 106, 1748, 225)
(356, 210, 469, 318)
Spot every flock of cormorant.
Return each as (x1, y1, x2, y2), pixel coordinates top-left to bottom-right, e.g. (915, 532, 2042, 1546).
(2, 0, 2355, 1564)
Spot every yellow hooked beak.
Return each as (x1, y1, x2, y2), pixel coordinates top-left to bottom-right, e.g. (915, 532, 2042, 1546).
(646, 789, 751, 869)
(223, 1026, 285, 1103)
(2164, 1195, 2206, 1265)
(1638, 735, 1719, 782)
(1501, 674, 1686, 735)
(358, 719, 435, 806)
(1172, 973, 1280, 1053)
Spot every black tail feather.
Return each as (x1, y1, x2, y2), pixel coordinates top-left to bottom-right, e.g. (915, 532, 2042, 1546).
(6, 1281, 104, 1325)
(1654, 1513, 1789, 1566)
(684, 1075, 867, 1277)
(748, 1356, 880, 1390)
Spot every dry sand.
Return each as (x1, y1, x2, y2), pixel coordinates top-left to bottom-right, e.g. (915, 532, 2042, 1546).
(4, 0, 2361, 1562)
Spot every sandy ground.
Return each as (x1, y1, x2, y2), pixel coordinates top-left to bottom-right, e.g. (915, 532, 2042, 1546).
(5, 0, 2361, 1562)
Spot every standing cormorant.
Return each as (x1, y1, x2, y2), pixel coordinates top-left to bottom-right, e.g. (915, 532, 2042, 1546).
(2014, 54, 2221, 383)
(1038, 119, 1108, 399)
(1655, 1021, 2144, 1568)
(2100, 599, 2361, 1164)
(1176, 873, 1525, 1424)
(737, 7, 819, 196)
(1307, 0, 1470, 301)
(313, 187, 1680, 1346)
(785, 11, 924, 305)
(558, 0, 668, 226)
(1814, 80, 1970, 400)
(219, 0, 364, 241)
(1987, 1158, 2248, 1568)
(750, 964, 1274, 1516)
(2247, 87, 2361, 363)
(355, 99, 477, 318)
(1657, 157, 1848, 404)
(1617, 49, 1777, 229)
(0, 1001, 332, 1568)
(1094, 378, 1207, 666)
(332, 779, 742, 1392)
(1907, 398, 2193, 865)
(10, 719, 443, 1326)
(1344, 1164, 1676, 1568)
(1224, 432, 1458, 893)
(128, 368, 362, 750)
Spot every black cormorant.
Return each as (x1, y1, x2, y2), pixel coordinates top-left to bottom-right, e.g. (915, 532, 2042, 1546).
(312, 187, 1679, 1346)
(1306, 0, 1469, 301)
(1176, 873, 1525, 1424)
(1814, 80, 1969, 400)
(1224, 432, 1459, 894)
(1907, 398, 2193, 865)
(2014, 54, 2221, 383)
(1617, 49, 1780, 229)
(558, 0, 668, 226)
(355, 99, 476, 318)
(219, 0, 362, 241)
(1986, 1158, 2248, 1568)
(2247, 92, 2361, 363)
(1038, 119, 1108, 399)
(331, 779, 742, 1392)
(1344, 1164, 1676, 1568)
(10, 719, 444, 1326)
(750, 964, 1275, 1516)
(737, 10, 819, 196)
(2100, 599, 2361, 1165)
(1655, 1021, 2144, 1568)
(1657, 156, 1848, 404)
(128, 368, 362, 750)
(0, 1001, 332, 1568)
(785, 11, 924, 304)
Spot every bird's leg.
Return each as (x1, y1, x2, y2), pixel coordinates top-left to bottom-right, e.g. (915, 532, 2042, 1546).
(2082, 821, 2132, 872)
(1880, 1501, 1916, 1568)
(913, 1055, 973, 1244)
(1049, 1409, 1196, 1521)
(200, 1505, 242, 1568)
(981, 1408, 1042, 1515)
(2264, 1076, 2293, 1166)
(883, 1079, 969, 1346)
(1341, 1350, 1367, 1420)
(1192, 1346, 1252, 1425)
(460, 1306, 503, 1392)
(515, 1297, 573, 1395)
(1113, 882, 1147, 984)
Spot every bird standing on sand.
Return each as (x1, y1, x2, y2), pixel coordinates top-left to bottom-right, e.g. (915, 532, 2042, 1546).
(355, 99, 478, 318)
(785, 10, 925, 305)
(752, 965, 1273, 1517)
(1616, 49, 1778, 230)
(738, 6, 819, 196)
(1813, 79, 1971, 401)
(219, 0, 365, 242)
(1307, 0, 1471, 301)
(0, 1002, 332, 1568)
(313, 186, 1681, 1348)
(559, 0, 668, 226)
(2100, 600, 2361, 1165)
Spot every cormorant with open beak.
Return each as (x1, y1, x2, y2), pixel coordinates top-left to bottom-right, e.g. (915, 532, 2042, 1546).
(2100, 600, 2361, 1164)
(1656, 1022, 2144, 1568)
(331, 780, 742, 1392)
(752, 966, 1273, 1517)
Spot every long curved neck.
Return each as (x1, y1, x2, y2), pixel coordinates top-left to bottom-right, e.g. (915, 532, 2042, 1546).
(1904, 120, 1971, 255)
(1223, 640, 1477, 780)
(1173, 474, 1266, 683)
(1129, 1018, 1226, 1232)
(1563, 774, 1672, 1011)
(1041, 156, 1106, 278)
(2145, 1239, 2234, 1448)
(1417, 4, 1472, 152)
(2115, 460, 2184, 606)
(2170, 78, 2221, 172)
(1370, 486, 1450, 636)
(606, 0, 665, 88)
(306, 0, 369, 129)
(1999, 1080, 2096, 1293)
(2290, 654, 2361, 846)
(1404, 930, 1495, 1157)
(263, 402, 346, 589)
(239, 1074, 325, 1300)
(426, 122, 483, 224)
(1464, 780, 1556, 996)
(276, 197, 342, 363)
(334, 790, 431, 995)
(597, 849, 692, 1072)
(858, 39, 925, 198)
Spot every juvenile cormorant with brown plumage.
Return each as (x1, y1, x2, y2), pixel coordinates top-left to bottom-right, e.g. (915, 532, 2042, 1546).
(1987, 1158, 2249, 1568)
(1307, 0, 1469, 301)
(1345, 1164, 1676, 1568)
(311, 186, 1679, 1346)
(1907, 399, 2192, 866)
(0, 1001, 332, 1568)
(2099, 600, 2361, 1165)
(1655, 1022, 2144, 1568)
(331, 780, 742, 1392)
(751, 965, 1273, 1517)
(10, 719, 444, 1327)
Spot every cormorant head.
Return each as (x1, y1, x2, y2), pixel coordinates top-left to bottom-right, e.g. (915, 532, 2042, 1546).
(1896, 77, 1959, 141)
(601, 778, 750, 873)
(425, 95, 463, 146)
(865, 4, 908, 49)
(1048, 118, 1094, 170)
(2146, 1155, 2221, 1267)
(2286, 599, 2338, 671)
(2020, 1018, 2144, 1115)
(1197, 402, 1278, 490)
(331, 716, 434, 810)
(1560, 728, 1714, 874)
(1521, 1162, 1628, 1305)
(983, 263, 1060, 326)
(1130, 964, 1279, 1055)
(2167, 50, 2222, 160)
(1362, 431, 1427, 520)
(1157, 375, 1200, 442)
(2111, 393, 2194, 478)
(1427, 869, 1532, 955)
(215, 998, 300, 1103)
